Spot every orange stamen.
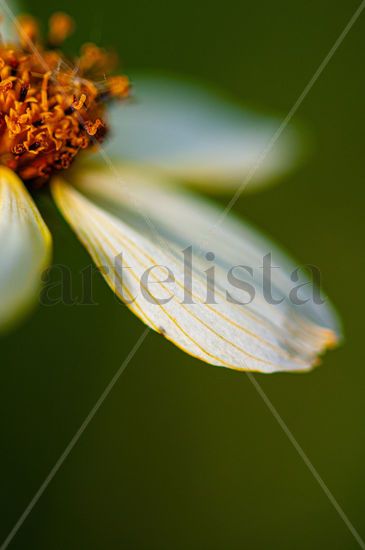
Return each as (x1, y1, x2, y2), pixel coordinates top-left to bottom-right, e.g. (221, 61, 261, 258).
(16, 14, 39, 47)
(48, 12, 74, 46)
(0, 12, 130, 183)
(84, 118, 104, 136)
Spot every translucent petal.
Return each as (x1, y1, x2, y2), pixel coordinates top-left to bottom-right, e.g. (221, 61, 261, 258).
(1, 1, 20, 43)
(103, 74, 302, 192)
(51, 167, 339, 373)
(0, 168, 52, 331)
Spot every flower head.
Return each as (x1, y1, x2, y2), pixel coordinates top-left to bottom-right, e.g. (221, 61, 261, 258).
(0, 9, 341, 373)
(0, 12, 129, 182)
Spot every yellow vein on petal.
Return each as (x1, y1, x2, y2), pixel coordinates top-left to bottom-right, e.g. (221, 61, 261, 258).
(52, 181, 326, 371)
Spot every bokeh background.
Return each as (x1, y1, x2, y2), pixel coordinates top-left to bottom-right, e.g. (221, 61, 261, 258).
(1, 0, 364, 548)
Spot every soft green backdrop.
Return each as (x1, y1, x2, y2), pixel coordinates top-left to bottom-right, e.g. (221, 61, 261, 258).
(1, 0, 364, 548)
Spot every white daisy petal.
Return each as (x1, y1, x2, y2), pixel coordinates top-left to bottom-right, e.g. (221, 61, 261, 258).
(1, 1, 20, 42)
(0, 167, 52, 331)
(103, 74, 302, 192)
(51, 167, 339, 373)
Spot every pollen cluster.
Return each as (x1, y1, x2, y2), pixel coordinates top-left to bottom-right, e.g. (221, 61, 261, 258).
(0, 13, 129, 182)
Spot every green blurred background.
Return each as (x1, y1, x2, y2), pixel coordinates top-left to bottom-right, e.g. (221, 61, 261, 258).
(1, 0, 364, 548)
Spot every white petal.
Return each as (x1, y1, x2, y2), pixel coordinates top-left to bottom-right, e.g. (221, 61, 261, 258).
(1, 1, 21, 43)
(0, 168, 52, 331)
(103, 74, 301, 192)
(51, 168, 339, 373)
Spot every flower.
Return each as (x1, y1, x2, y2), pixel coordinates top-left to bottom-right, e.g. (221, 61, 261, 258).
(0, 11, 341, 373)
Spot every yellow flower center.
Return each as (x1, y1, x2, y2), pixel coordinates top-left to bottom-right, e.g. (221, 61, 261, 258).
(0, 12, 129, 183)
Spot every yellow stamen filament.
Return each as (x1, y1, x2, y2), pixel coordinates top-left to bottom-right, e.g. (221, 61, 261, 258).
(84, 118, 104, 136)
(72, 93, 87, 110)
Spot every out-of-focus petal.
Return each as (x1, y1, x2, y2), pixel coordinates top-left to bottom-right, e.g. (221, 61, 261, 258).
(0, 167, 52, 331)
(1, 1, 21, 43)
(103, 74, 302, 192)
(51, 167, 339, 373)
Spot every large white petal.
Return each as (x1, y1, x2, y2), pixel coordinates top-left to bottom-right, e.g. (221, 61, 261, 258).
(0, 167, 52, 331)
(103, 74, 302, 192)
(51, 168, 339, 373)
